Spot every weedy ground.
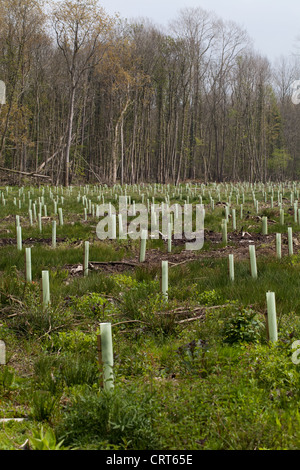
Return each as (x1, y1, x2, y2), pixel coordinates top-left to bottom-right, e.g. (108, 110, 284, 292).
(0, 183, 300, 450)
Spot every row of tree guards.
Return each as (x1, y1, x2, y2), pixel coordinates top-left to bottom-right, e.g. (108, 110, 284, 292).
(4, 180, 300, 226)
(31, 250, 278, 390)
(16, 203, 296, 259)
(10, 180, 300, 256)
(2, 181, 298, 389)
(21, 224, 294, 290)
(22, 222, 292, 287)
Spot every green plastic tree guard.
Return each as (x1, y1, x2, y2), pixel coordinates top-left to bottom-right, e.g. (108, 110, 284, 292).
(52, 220, 56, 248)
(232, 209, 236, 231)
(229, 254, 234, 281)
(25, 247, 32, 283)
(266, 291, 278, 342)
(41, 270, 50, 309)
(111, 214, 116, 239)
(288, 227, 293, 255)
(280, 209, 284, 225)
(262, 216, 268, 235)
(38, 213, 43, 233)
(99, 322, 114, 391)
(84, 241, 89, 277)
(276, 233, 281, 259)
(167, 222, 172, 252)
(162, 260, 168, 300)
(140, 229, 147, 262)
(17, 226, 22, 251)
(249, 245, 257, 279)
(58, 208, 63, 225)
(222, 219, 227, 244)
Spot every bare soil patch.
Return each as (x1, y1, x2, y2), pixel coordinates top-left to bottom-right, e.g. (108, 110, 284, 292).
(63, 229, 300, 276)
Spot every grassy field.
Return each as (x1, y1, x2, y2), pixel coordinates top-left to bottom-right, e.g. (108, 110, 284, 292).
(0, 181, 300, 450)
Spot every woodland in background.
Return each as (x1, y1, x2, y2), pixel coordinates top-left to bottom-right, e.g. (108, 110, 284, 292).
(1, 0, 300, 186)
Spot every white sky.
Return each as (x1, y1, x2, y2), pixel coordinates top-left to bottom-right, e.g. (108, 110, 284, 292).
(99, 0, 300, 63)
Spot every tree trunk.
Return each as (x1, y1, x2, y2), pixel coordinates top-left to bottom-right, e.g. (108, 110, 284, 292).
(65, 84, 76, 187)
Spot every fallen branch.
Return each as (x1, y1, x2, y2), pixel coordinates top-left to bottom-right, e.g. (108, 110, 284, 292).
(169, 258, 197, 267)
(156, 303, 234, 323)
(112, 319, 149, 327)
(36, 134, 66, 173)
(89, 261, 138, 268)
(0, 166, 51, 180)
(0, 291, 23, 306)
(176, 315, 206, 324)
(0, 418, 26, 423)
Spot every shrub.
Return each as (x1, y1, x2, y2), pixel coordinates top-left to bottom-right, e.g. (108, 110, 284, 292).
(222, 305, 265, 344)
(6, 286, 72, 339)
(65, 293, 113, 319)
(246, 342, 300, 399)
(198, 289, 222, 306)
(56, 385, 160, 450)
(43, 330, 97, 354)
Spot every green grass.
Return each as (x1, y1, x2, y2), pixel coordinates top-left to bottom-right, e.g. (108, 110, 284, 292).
(170, 255, 300, 317)
(1, 182, 300, 450)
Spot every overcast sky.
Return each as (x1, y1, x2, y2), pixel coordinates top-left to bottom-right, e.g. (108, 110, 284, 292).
(99, 0, 300, 63)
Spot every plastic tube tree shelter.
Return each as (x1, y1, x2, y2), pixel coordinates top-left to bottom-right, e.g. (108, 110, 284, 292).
(161, 260, 168, 301)
(58, 208, 63, 226)
(294, 203, 298, 223)
(25, 248, 32, 283)
(232, 208, 236, 231)
(139, 229, 147, 262)
(118, 213, 123, 238)
(0, 80, 6, 105)
(221, 219, 227, 244)
(288, 227, 293, 255)
(52, 220, 56, 248)
(262, 216, 268, 235)
(0, 338, 6, 366)
(249, 244, 257, 279)
(84, 241, 89, 277)
(111, 214, 117, 239)
(276, 233, 282, 259)
(41, 270, 50, 309)
(266, 291, 278, 342)
(167, 221, 172, 252)
(17, 226, 22, 251)
(98, 323, 114, 391)
(228, 254, 234, 281)
(280, 209, 284, 225)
